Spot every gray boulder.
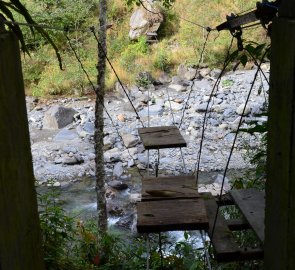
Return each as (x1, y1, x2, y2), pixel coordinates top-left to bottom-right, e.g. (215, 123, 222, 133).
(122, 134, 139, 148)
(129, 2, 164, 40)
(43, 105, 77, 129)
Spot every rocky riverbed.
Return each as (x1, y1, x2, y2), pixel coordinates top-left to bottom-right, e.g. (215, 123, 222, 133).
(28, 66, 269, 229)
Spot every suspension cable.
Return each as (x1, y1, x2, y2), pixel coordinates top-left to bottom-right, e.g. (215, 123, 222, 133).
(194, 37, 234, 183)
(179, 30, 212, 128)
(210, 49, 268, 241)
(90, 28, 145, 127)
(65, 31, 145, 178)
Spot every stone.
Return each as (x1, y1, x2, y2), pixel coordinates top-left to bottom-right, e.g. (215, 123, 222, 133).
(192, 79, 212, 91)
(199, 67, 211, 78)
(82, 122, 95, 135)
(168, 84, 187, 92)
(53, 129, 79, 141)
(108, 180, 128, 191)
(165, 101, 183, 111)
(117, 114, 126, 122)
(104, 148, 121, 162)
(62, 156, 80, 165)
(214, 174, 230, 191)
(223, 108, 235, 118)
(236, 103, 251, 116)
(158, 72, 171, 84)
(210, 68, 222, 79)
(129, 3, 163, 40)
(113, 162, 124, 177)
(195, 103, 210, 112)
(43, 105, 77, 129)
(115, 81, 129, 97)
(62, 146, 78, 154)
(122, 134, 138, 148)
(138, 104, 163, 117)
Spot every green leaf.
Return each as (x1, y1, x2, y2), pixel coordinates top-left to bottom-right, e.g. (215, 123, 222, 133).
(239, 54, 248, 67)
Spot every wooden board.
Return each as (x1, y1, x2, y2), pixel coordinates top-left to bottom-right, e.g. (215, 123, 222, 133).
(138, 126, 187, 149)
(229, 189, 265, 243)
(204, 196, 241, 262)
(141, 175, 199, 201)
(137, 198, 209, 233)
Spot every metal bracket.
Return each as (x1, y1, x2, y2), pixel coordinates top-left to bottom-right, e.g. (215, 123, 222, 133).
(216, 0, 280, 32)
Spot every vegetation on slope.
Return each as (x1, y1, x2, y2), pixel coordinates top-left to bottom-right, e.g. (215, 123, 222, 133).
(16, 0, 269, 97)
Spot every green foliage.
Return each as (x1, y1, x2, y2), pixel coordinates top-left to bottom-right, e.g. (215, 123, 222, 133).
(38, 186, 76, 269)
(38, 188, 208, 270)
(119, 37, 149, 72)
(125, 0, 175, 9)
(153, 48, 171, 72)
(0, 0, 62, 68)
(221, 79, 234, 88)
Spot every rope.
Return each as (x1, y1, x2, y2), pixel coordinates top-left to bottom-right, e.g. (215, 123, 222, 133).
(246, 49, 270, 85)
(137, 0, 213, 31)
(210, 49, 268, 241)
(179, 30, 211, 128)
(90, 28, 145, 127)
(194, 37, 235, 183)
(65, 31, 145, 179)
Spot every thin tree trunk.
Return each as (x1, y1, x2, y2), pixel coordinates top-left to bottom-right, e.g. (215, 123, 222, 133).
(95, 0, 107, 232)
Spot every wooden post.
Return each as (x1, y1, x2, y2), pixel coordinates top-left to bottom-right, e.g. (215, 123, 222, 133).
(0, 31, 45, 269)
(265, 1, 295, 269)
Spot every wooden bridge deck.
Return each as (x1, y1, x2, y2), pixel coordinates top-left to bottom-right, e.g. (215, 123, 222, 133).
(138, 126, 187, 149)
(141, 175, 199, 201)
(137, 198, 209, 233)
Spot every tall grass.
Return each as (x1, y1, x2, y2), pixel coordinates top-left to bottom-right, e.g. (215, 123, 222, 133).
(22, 0, 269, 96)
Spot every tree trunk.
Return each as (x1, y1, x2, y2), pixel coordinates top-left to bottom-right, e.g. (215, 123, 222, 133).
(95, 0, 107, 232)
(0, 30, 45, 270)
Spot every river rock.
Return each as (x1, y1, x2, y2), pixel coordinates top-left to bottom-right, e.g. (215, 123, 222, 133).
(177, 64, 197, 81)
(62, 146, 78, 154)
(158, 72, 171, 84)
(108, 180, 128, 191)
(199, 67, 211, 78)
(122, 134, 138, 148)
(165, 101, 183, 111)
(138, 104, 163, 116)
(43, 105, 77, 129)
(104, 148, 121, 162)
(113, 162, 124, 177)
(62, 156, 81, 165)
(53, 129, 79, 141)
(236, 103, 251, 116)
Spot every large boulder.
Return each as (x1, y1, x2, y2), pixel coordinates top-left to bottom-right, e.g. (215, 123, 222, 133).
(129, 1, 164, 40)
(43, 105, 77, 129)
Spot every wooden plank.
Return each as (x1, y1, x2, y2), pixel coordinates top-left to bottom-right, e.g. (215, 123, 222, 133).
(226, 218, 251, 231)
(141, 175, 199, 201)
(229, 189, 265, 243)
(138, 126, 187, 149)
(137, 198, 208, 233)
(204, 196, 241, 262)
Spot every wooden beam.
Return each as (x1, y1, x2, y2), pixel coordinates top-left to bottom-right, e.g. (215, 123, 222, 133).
(266, 1, 295, 268)
(204, 196, 240, 262)
(141, 175, 199, 201)
(230, 189, 265, 243)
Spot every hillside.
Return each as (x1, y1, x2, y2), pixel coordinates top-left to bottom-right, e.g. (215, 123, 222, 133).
(19, 0, 268, 96)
